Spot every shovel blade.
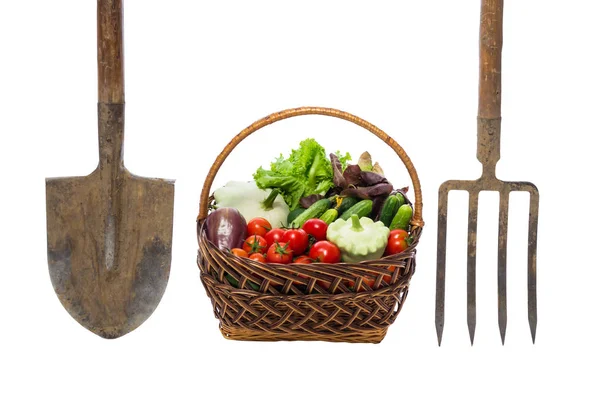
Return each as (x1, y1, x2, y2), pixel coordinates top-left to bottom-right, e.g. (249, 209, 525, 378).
(46, 169, 174, 338)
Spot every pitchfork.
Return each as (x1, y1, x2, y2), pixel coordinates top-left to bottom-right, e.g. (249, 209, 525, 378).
(435, 0, 539, 345)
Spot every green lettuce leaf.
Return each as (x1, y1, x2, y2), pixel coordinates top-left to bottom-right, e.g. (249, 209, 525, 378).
(253, 139, 351, 210)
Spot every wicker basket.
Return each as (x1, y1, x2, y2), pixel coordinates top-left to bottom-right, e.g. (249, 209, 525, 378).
(197, 107, 424, 343)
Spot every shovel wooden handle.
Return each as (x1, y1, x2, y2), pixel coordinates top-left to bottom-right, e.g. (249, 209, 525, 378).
(98, 0, 124, 104)
(197, 107, 424, 229)
(97, 0, 125, 170)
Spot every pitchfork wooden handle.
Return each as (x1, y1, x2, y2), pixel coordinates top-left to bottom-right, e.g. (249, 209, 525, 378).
(477, 0, 503, 177)
(479, 0, 503, 119)
(197, 107, 424, 229)
(98, 0, 124, 104)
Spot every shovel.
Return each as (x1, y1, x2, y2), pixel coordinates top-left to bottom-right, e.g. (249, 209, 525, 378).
(45, 0, 175, 339)
(435, 0, 539, 345)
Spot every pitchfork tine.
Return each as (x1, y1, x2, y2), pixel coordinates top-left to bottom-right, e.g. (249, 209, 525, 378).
(525, 183, 540, 344)
(435, 185, 450, 346)
(498, 190, 509, 344)
(467, 192, 479, 345)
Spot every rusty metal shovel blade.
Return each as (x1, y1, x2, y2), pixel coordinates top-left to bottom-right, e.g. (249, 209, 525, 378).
(45, 1, 174, 339)
(46, 172, 174, 339)
(435, 0, 539, 346)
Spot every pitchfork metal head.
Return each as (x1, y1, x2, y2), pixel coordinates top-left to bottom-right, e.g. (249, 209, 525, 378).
(435, 118, 539, 345)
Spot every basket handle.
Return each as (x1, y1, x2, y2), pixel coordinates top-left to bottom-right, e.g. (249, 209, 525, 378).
(197, 106, 424, 228)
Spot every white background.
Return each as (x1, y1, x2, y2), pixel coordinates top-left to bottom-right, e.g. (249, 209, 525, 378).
(1, 0, 599, 399)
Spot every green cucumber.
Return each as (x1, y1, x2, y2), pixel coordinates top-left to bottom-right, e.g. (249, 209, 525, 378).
(336, 197, 360, 214)
(290, 198, 332, 228)
(395, 192, 406, 206)
(339, 199, 373, 221)
(389, 204, 413, 230)
(379, 195, 401, 227)
(319, 209, 338, 225)
(225, 273, 260, 291)
(287, 207, 306, 225)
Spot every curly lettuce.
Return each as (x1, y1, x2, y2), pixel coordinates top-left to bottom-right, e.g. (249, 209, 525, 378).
(253, 139, 351, 210)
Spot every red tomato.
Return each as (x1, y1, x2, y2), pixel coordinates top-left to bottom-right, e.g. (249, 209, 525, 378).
(316, 280, 331, 291)
(301, 219, 328, 242)
(282, 229, 309, 255)
(242, 235, 268, 254)
(292, 256, 313, 287)
(294, 274, 309, 286)
(309, 241, 341, 263)
(293, 255, 313, 264)
(264, 228, 286, 248)
(383, 265, 396, 284)
(230, 248, 248, 258)
(385, 229, 409, 255)
(266, 242, 293, 264)
(249, 252, 267, 262)
(317, 278, 358, 293)
(247, 217, 272, 237)
(348, 276, 376, 292)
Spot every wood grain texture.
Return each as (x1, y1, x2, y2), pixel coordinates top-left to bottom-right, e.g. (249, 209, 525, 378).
(97, 0, 124, 104)
(478, 0, 503, 119)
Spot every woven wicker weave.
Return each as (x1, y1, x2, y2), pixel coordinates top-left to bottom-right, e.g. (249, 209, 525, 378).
(197, 107, 424, 343)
